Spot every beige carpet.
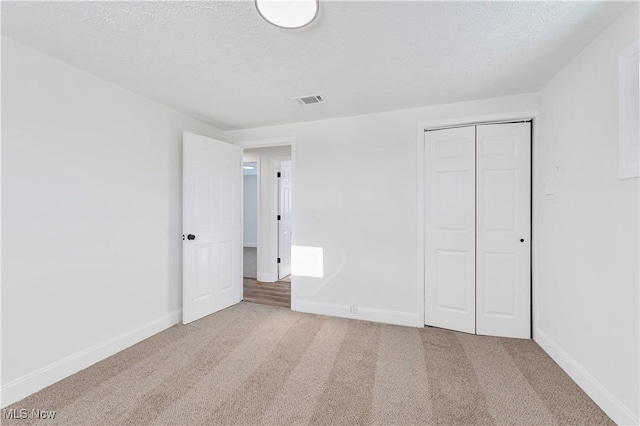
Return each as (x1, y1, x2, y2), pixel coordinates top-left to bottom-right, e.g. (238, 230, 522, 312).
(5, 303, 612, 425)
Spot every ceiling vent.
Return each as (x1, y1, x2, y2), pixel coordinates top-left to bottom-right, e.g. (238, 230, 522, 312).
(294, 94, 325, 106)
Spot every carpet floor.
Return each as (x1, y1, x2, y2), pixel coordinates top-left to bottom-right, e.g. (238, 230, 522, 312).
(4, 303, 612, 425)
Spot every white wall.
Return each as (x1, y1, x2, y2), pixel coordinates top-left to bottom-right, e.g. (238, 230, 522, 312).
(243, 146, 292, 282)
(1, 38, 223, 404)
(243, 173, 258, 247)
(534, 5, 639, 424)
(226, 93, 539, 324)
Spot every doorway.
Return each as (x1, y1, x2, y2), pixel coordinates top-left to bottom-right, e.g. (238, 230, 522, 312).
(242, 145, 293, 309)
(243, 161, 258, 279)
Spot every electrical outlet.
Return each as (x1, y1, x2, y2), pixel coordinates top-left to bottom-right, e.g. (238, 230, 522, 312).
(350, 304, 358, 314)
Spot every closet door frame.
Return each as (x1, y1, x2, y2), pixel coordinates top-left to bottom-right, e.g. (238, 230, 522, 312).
(416, 110, 538, 333)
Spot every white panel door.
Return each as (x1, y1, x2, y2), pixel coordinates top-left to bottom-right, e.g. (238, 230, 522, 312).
(476, 122, 531, 338)
(278, 161, 292, 279)
(183, 132, 242, 324)
(424, 126, 476, 334)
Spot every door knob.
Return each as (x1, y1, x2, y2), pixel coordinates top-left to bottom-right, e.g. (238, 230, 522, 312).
(520, 238, 525, 242)
(187, 234, 196, 240)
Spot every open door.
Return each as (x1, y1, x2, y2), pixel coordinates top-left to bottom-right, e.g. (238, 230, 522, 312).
(278, 160, 292, 279)
(183, 132, 242, 324)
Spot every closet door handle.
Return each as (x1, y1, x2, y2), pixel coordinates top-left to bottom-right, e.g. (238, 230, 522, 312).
(520, 238, 525, 242)
(187, 234, 196, 240)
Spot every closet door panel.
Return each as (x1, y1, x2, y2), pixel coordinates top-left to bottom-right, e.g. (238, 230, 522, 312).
(476, 122, 531, 338)
(424, 126, 476, 334)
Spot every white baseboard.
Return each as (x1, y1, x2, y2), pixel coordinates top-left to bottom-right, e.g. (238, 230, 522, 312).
(243, 242, 257, 248)
(293, 299, 419, 328)
(0, 309, 182, 408)
(257, 272, 277, 283)
(535, 328, 639, 425)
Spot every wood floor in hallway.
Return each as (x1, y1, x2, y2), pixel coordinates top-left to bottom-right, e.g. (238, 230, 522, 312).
(243, 277, 291, 309)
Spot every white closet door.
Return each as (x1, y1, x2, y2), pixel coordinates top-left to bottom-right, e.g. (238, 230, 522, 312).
(424, 126, 476, 334)
(476, 122, 531, 338)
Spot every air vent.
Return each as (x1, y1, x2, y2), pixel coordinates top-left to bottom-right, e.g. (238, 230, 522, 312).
(294, 94, 325, 106)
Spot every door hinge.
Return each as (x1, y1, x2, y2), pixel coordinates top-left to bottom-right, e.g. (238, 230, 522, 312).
(277, 215, 281, 221)
(277, 172, 281, 178)
(277, 258, 281, 264)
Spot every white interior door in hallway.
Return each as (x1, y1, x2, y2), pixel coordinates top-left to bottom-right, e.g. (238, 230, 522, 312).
(183, 132, 242, 324)
(424, 122, 531, 338)
(278, 160, 292, 279)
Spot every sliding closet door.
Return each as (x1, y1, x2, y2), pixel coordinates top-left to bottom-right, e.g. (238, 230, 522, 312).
(476, 122, 531, 338)
(424, 126, 476, 334)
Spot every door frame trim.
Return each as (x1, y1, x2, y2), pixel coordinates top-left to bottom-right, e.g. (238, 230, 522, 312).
(416, 110, 538, 329)
(234, 137, 296, 306)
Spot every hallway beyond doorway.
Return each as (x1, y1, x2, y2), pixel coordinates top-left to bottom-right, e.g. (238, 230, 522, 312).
(243, 278, 291, 309)
(243, 247, 257, 279)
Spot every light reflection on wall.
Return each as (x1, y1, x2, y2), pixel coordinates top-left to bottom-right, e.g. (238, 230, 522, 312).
(291, 246, 323, 278)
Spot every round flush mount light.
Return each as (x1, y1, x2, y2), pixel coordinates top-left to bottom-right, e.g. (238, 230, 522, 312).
(255, 0, 319, 29)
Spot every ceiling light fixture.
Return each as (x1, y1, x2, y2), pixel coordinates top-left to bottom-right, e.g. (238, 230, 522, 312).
(255, 0, 319, 29)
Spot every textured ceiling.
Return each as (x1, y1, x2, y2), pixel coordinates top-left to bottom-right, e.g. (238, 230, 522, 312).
(1, 1, 632, 130)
